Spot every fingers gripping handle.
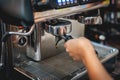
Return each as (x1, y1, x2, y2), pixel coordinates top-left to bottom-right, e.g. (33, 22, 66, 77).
(55, 35, 73, 48)
(64, 35, 73, 42)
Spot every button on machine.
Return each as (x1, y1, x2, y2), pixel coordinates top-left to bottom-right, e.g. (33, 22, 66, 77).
(51, 0, 79, 9)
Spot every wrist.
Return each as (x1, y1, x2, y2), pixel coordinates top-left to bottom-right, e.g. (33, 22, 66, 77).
(81, 50, 97, 65)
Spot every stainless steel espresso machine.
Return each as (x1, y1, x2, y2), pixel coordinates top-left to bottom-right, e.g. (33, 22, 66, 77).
(0, 0, 119, 80)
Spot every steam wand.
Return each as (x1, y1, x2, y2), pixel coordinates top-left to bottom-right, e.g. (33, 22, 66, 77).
(0, 24, 35, 70)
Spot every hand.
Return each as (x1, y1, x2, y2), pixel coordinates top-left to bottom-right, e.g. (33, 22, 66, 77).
(64, 37, 96, 61)
(64, 37, 113, 80)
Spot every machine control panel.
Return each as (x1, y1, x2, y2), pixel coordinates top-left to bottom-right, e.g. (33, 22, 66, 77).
(33, 0, 78, 10)
(33, 0, 103, 11)
(53, 0, 78, 8)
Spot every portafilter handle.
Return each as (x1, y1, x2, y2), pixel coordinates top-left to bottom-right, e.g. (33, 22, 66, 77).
(55, 34, 73, 48)
(62, 34, 73, 42)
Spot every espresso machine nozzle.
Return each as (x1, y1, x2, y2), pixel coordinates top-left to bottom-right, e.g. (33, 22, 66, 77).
(44, 19, 73, 47)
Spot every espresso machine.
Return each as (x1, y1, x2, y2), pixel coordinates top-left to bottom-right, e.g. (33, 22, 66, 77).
(8, 19, 87, 80)
(1, 19, 119, 80)
(0, 0, 119, 80)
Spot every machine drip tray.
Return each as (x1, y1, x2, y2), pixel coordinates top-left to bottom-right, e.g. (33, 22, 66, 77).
(15, 42, 119, 80)
(17, 53, 85, 80)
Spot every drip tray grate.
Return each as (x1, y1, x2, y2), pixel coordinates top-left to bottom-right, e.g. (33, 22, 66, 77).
(17, 42, 119, 80)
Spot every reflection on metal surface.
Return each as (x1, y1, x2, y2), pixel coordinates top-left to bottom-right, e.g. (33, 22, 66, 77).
(44, 19, 73, 47)
(45, 19, 72, 36)
(26, 23, 42, 61)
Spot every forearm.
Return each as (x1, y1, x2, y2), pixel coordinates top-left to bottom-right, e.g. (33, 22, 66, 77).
(64, 37, 113, 80)
(83, 52, 113, 80)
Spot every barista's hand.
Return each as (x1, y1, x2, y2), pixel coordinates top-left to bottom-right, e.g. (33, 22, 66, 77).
(64, 37, 96, 61)
(64, 37, 113, 80)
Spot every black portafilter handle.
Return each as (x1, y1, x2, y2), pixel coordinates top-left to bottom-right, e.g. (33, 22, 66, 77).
(55, 35, 73, 48)
(64, 35, 73, 42)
